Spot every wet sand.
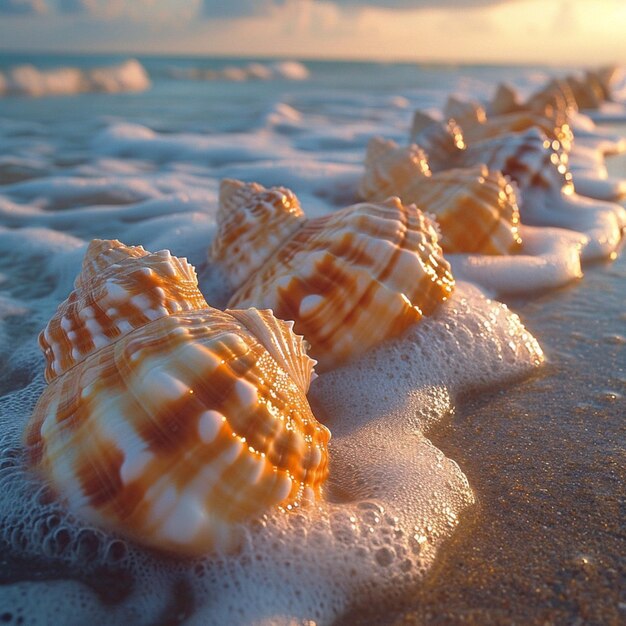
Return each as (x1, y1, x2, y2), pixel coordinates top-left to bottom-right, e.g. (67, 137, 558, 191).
(377, 140, 626, 625)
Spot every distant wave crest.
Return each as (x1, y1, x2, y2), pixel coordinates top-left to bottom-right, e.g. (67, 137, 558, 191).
(0, 59, 151, 98)
(169, 60, 310, 82)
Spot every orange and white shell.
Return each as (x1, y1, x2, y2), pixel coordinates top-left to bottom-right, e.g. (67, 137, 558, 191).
(411, 115, 571, 193)
(490, 69, 619, 119)
(25, 240, 330, 556)
(211, 179, 305, 290)
(443, 94, 573, 151)
(411, 108, 572, 166)
(211, 180, 455, 372)
(458, 128, 572, 193)
(360, 137, 522, 255)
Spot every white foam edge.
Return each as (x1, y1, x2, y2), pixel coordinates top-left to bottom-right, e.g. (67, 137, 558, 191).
(447, 224, 586, 296)
(521, 187, 626, 261)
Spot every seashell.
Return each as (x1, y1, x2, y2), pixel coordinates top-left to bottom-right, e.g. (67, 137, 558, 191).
(25, 240, 330, 556)
(211, 181, 455, 371)
(359, 137, 431, 200)
(410, 111, 466, 165)
(490, 80, 575, 121)
(457, 128, 572, 193)
(412, 116, 571, 194)
(460, 110, 572, 152)
(211, 179, 306, 291)
(489, 83, 524, 117)
(589, 66, 622, 100)
(443, 96, 487, 126)
(564, 73, 608, 110)
(583, 71, 610, 103)
(413, 106, 573, 164)
(490, 69, 617, 119)
(360, 137, 522, 255)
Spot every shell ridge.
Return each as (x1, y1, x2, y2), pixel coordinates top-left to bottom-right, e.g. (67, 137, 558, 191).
(227, 307, 317, 394)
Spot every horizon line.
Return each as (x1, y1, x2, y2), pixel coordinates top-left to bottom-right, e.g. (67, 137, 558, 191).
(0, 48, 597, 71)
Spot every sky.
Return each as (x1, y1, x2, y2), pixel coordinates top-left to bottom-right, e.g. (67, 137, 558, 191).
(0, 0, 625, 65)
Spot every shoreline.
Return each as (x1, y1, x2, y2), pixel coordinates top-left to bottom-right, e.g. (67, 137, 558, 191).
(375, 144, 626, 625)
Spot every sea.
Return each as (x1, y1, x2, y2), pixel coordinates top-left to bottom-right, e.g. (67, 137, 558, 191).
(0, 53, 624, 625)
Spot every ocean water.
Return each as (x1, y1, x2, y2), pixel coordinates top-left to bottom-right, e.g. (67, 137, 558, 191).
(0, 54, 624, 624)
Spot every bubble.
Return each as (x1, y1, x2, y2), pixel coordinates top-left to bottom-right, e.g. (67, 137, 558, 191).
(374, 547, 395, 567)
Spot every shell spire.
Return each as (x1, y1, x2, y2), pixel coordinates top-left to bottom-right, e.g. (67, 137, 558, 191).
(360, 136, 430, 200)
(444, 96, 487, 126)
(411, 111, 466, 163)
(489, 83, 522, 117)
(75, 239, 149, 288)
(39, 239, 209, 382)
(210, 179, 306, 290)
(26, 241, 329, 556)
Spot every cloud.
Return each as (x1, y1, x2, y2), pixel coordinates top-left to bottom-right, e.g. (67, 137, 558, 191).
(199, 0, 519, 21)
(201, 0, 282, 18)
(56, 0, 137, 17)
(331, 0, 518, 8)
(0, 0, 46, 14)
(53, 0, 200, 21)
(57, 0, 97, 14)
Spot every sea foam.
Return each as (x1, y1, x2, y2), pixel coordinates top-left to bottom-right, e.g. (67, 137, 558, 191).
(0, 59, 150, 98)
(168, 60, 310, 83)
(0, 280, 542, 625)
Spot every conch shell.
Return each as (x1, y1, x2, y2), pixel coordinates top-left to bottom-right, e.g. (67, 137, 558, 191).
(444, 95, 573, 150)
(460, 128, 572, 192)
(490, 68, 620, 118)
(212, 179, 455, 371)
(25, 240, 330, 556)
(411, 115, 571, 193)
(360, 137, 522, 255)
(410, 112, 466, 166)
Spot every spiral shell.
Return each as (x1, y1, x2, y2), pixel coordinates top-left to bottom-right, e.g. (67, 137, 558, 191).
(360, 137, 522, 255)
(25, 240, 330, 556)
(40, 239, 208, 382)
(525, 79, 579, 117)
(411, 108, 572, 168)
(590, 66, 621, 100)
(490, 69, 619, 119)
(411, 116, 571, 194)
(211, 181, 455, 371)
(211, 179, 306, 291)
(443, 96, 487, 127)
(458, 128, 572, 192)
(443, 94, 573, 140)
